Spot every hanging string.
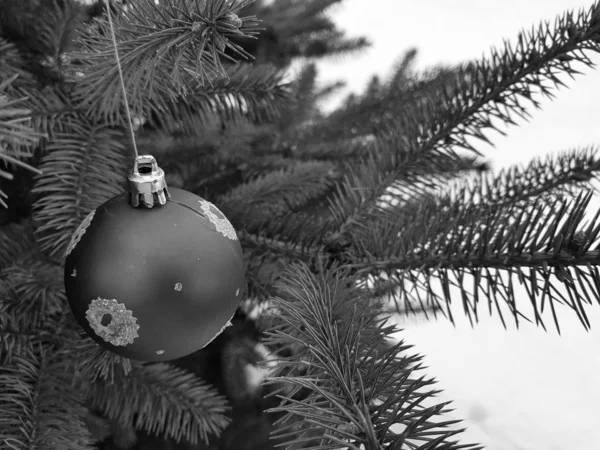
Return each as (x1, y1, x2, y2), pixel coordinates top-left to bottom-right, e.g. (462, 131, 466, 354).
(104, 0, 139, 158)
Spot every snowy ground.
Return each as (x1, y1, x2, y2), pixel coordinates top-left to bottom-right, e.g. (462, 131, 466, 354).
(394, 303, 600, 450)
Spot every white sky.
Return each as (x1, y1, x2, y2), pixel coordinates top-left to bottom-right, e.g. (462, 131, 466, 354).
(316, 1, 600, 449)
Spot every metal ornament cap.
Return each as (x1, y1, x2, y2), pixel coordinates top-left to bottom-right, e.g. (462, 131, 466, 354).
(128, 155, 170, 208)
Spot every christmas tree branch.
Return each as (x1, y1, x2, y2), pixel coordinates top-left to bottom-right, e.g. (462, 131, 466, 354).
(0, 312, 68, 366)
(0, 346, 95, 450)
(220, 160, 338, 231)
(275, 63, 319, 135)
(265, 263, 481, 449)
(148, 63, 290, 134)
(322, 141, 475, 244)
(73, 0, 260, 120)
(261, 0, 344, 38)
(0, 76, 45, 207)
(84, 362, 230, 445)
(402, 3, 600, 159)
(299, 48, 422, 145)
(350, 191, 600, 331)
(323, 2, 600, 248)
(362, 145, 600, 257)
(31, 117, 128, 257)
(450, 146, 600, 208)
(0, 221, 36, 269)
(238, 213, 324, 261)
(0, 258, 65, 330)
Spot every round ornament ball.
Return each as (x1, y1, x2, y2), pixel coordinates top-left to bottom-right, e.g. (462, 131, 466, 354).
(64, 155, 245, 362)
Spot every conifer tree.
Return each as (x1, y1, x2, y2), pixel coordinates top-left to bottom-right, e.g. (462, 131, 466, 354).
(1, 1, 600, 449)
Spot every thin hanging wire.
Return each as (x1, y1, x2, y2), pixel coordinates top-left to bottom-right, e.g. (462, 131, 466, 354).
(104, 0, 139, 158)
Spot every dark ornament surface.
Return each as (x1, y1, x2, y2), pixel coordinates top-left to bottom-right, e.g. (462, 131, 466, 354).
(64, 187, 245, 362)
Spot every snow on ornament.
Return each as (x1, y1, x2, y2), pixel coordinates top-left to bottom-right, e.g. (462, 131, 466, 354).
(64, 155, 245, 362)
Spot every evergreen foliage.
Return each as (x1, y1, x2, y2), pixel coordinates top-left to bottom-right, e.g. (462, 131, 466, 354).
(1, 0, 600, 449)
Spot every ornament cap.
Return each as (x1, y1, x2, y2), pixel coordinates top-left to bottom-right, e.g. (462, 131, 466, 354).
(128, 155, 170, 208)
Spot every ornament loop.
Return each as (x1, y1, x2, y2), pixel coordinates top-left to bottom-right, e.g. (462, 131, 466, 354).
(128, 155, 170, 208)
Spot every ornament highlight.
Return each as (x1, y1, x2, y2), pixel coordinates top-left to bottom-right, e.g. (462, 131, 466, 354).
(64, 155, 245, 362)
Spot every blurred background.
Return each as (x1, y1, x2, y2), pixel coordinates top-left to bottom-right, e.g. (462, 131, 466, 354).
(315, 1, 600, 449)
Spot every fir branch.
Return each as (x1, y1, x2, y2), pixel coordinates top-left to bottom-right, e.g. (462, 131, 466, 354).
(260, 0, 343, 37)
(265, 263, 481, 450)
(363, 146, 600, 264)
(31, 117, 128, 257)
(0, 76, 44, 207)
(276, 63, 318, 133)
(350, 191, 600, 332)
(322, 139, 474, 244)
(0, 258, 65, 330)
(0, 307, 72, 367)
(295, 32, 370, 59)
(73, 0, 260, 120)
(322, 2, 600, 247)
(0, 38, 33, 83)
(451, 146, 600, 208)
(0, 38, 80, 143)
(85, 362, 230, 445)
(301, 55, 442, 146)
(15, 86, 81, 149)
(70, 335, 133, 385)
(0, 0, 87, 60)
(220, 160, 338, 231)
(237, 213, 323, 260)
(0, 345, 95, 450)
(403, 3, 600, 159)
(0, 221, 36, 270)
(148, 63, 290, 134)
(314, 79, 347, 103)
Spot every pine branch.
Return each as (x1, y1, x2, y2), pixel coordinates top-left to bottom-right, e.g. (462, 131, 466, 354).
(322, 140, 475, 242)
(0, 220, 36, 270)
(0, 38, 34, 83)
(0, 310, 68, 366)
(265, 263, 481, 450)
(73, 0, 260, 121)
(70, 335, 133, 385)
(314, 80, 346, 103)
(294, 32, 370, 59)
(0, 76, 45, 207)
(15, 86, 81, 149)
(220, 160, 338, 231)
(148, 63, 290, 134)
(276, 63, 318, 133)
(260, 0, 343, 37)
(0, 345, 95, 450)
(321, 2, 600, 248)
(238, 212, 324, 261)
(84, 362, 230, 445)
(31, 117, 128, 257)
(451, 146, 600, 208)
(365, 146, 600, 263)
(350, 191, 600, 332)
(0, 36, 81, 143)
(0, 0, 88, 83)
(351, 145, 599, 253)
(402, 3, 600, 159)
(0, 258, 65, 330)
(301, 54, 439, 146)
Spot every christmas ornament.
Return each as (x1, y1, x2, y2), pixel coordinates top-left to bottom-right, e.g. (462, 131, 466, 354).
(64, 155, 245, 362)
